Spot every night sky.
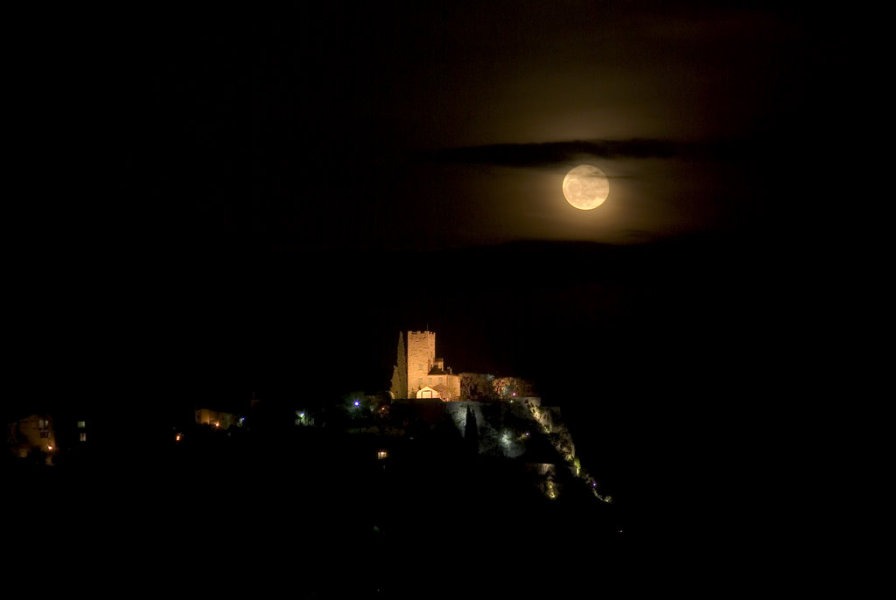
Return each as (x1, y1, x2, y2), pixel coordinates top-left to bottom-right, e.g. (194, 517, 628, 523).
(9, 3, 861, 513)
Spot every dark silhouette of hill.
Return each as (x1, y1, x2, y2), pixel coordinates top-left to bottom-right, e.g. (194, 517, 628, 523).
(7, 412, 626, 598)
(7, 231, 794, 578)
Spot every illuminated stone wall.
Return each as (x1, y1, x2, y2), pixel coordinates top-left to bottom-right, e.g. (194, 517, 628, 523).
(395, 330, 462, 400)
(406, 330, 436, 398)
(416, 385, 440, 398)
(424, 373, 461, 400)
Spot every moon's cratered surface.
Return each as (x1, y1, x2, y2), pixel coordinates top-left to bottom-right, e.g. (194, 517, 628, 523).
(562, 164, 610, 210)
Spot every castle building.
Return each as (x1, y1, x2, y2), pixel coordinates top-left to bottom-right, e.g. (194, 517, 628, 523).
(391, 330, 461, 400)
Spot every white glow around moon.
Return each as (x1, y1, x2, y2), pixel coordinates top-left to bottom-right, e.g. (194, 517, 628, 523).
(562, 164, 610, 210)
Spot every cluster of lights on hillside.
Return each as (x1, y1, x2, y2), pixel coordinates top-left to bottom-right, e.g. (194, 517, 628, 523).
(524, 401, 612, 504)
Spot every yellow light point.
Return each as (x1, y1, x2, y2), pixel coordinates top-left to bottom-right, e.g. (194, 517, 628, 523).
(175, 433, 183, 442)
(47, 445, 54, 451)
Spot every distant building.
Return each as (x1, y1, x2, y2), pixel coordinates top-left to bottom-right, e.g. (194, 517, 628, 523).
(195, 407, 242, 430)
(6, 413, 57, 464)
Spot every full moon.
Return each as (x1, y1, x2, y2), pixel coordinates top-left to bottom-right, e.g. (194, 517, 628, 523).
(562, 164, 610, 210)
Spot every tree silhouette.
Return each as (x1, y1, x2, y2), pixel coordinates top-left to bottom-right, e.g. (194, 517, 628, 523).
(464, 406, 479, 454)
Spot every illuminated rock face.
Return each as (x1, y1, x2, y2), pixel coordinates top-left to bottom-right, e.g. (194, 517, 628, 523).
(441, 400, 601, 502)
(444, 400, 553, 459)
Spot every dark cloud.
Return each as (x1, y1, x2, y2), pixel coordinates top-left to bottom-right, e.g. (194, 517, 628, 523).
(424, 138, 758, 168)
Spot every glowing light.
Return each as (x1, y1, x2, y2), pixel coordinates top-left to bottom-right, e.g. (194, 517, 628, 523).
(353, 400, 360, 407)
(377, 450, 388, 460)
(562, 164, 610, 210)
(47, 445, 54, 451)
(175, 433, 183, 442)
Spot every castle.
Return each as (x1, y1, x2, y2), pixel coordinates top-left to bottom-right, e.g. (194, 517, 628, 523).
(384, 329, 610, 504)
(390, 330, 461, 400)
(389, 329, 534, 401)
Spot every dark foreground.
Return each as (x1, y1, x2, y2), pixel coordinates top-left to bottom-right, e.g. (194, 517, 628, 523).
(8, 426, 629, 599)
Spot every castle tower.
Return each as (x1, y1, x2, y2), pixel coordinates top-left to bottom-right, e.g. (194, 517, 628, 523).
(406, 330, 437, 398)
